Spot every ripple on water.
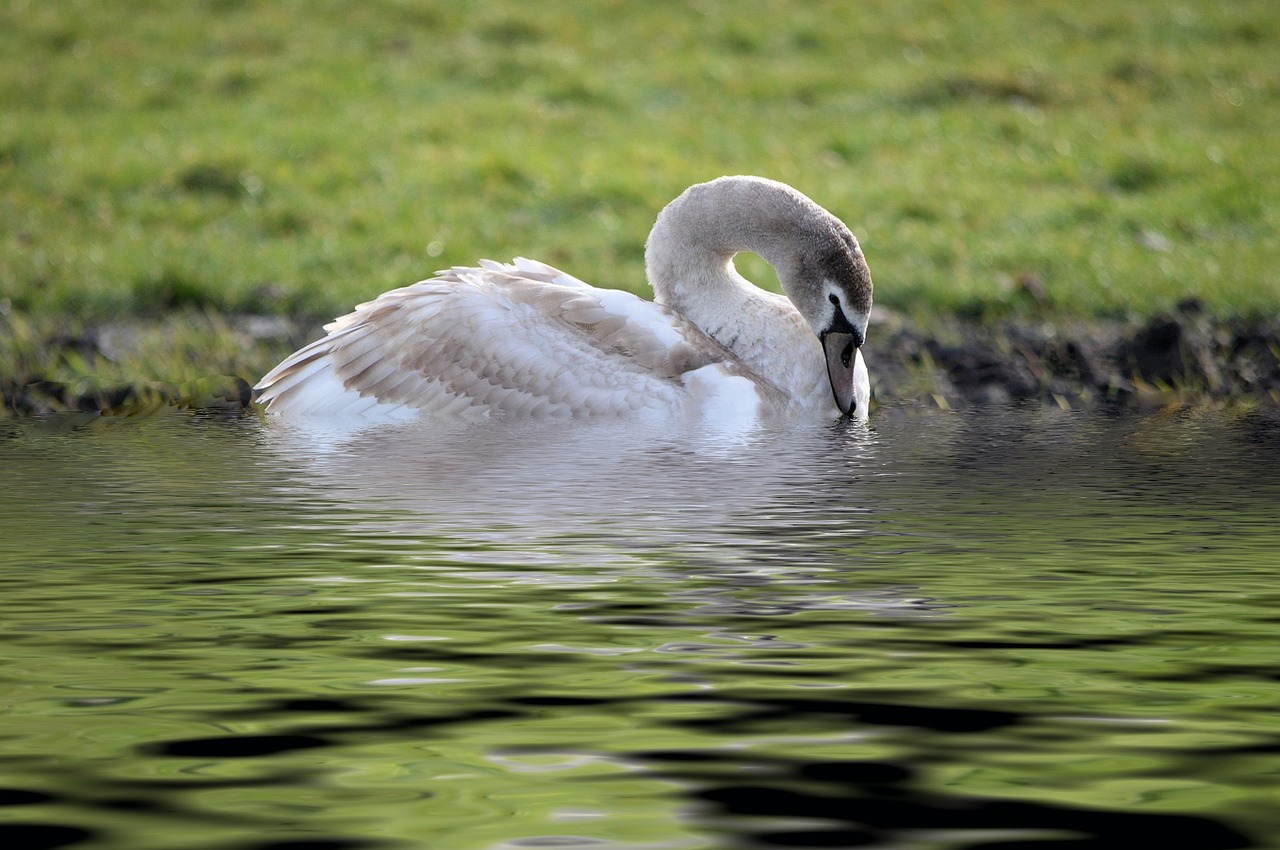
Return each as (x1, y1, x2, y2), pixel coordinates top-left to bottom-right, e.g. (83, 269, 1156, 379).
(0, 407, 1277, 848)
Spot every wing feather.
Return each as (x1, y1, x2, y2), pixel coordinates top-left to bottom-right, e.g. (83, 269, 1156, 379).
(255, 259, 752, 420)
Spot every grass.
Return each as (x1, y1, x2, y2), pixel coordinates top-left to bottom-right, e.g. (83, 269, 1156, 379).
(1, 0, 1278, 394)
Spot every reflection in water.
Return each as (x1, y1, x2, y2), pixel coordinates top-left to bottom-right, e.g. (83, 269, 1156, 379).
(0, 407, 1277, 849)
(262, 414, 881, 535)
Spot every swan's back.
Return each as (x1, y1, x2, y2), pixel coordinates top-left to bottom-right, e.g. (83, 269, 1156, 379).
(255, 258, 765, 421)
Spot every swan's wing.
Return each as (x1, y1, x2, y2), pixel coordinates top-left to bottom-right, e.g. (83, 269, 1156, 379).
(255, 259, 747, 419)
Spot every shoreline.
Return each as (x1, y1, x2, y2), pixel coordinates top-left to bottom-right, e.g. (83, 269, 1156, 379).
(4, 305, 1279, 418)
(868, 301, 1280, 412)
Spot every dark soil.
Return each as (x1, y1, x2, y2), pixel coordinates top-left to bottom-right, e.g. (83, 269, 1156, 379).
(4, 302, 1279, 417)
(868, 300, 1280, 412)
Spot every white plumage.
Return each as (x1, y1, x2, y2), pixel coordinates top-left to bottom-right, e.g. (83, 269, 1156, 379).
(256, 176, 874, 423)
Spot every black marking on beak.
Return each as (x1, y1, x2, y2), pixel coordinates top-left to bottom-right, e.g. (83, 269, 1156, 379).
(825, 301, 863, 343)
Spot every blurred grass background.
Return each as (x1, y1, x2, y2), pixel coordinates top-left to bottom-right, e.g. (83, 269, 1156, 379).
(1, 0, 1277, 391)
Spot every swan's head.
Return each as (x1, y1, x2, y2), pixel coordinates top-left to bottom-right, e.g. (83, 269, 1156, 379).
(777, 221, 873, 417)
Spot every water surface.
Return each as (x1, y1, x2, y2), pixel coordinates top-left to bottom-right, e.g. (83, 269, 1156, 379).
(2, 406, 1278, 850)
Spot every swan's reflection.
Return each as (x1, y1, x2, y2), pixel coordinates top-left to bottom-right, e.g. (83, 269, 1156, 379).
(257, 415, 951, 617)
(261, 415, 880, 538)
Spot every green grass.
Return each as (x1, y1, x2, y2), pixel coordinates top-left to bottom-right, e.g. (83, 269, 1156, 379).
(1, 0, 1277, 333)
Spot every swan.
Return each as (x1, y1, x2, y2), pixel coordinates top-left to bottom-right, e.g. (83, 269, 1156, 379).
(254, 175, 873, 422)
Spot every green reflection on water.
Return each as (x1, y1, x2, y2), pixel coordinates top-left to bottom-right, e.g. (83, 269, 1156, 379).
(1, 409, 1278, 849)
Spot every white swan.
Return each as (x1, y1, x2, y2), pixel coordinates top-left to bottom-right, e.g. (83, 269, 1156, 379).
(254, 175, 873, 422)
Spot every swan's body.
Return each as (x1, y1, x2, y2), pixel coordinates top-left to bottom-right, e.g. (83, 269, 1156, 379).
(255, 176, 873, 422)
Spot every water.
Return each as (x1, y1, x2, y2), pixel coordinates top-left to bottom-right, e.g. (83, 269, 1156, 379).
(1, 406, 1278, 850)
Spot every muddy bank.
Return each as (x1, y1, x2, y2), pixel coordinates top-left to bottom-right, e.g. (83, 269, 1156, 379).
(868, 301, 1280, 412)
(4, 303, 1279, 417)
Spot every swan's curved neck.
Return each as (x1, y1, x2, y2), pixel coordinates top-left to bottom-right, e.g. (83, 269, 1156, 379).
(643, 176, 868, 410)
(644, 177, 809, 311)
(643, 177, 846, 346)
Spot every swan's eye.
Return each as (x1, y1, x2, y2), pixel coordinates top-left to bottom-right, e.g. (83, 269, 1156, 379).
(841, 340, 854, 368)
(828, 293, 840, 306)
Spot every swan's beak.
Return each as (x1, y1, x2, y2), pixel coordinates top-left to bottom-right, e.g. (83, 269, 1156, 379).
(822, 331, 861, 416)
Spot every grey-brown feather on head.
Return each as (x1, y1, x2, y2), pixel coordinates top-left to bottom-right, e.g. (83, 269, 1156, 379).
(818, 242, 873, 316)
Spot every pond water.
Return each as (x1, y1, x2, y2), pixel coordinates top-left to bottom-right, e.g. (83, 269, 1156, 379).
(1, 406, 1279, 850)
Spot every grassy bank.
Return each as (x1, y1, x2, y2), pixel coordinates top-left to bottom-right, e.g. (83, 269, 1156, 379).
(2, 0, 1278, 406)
